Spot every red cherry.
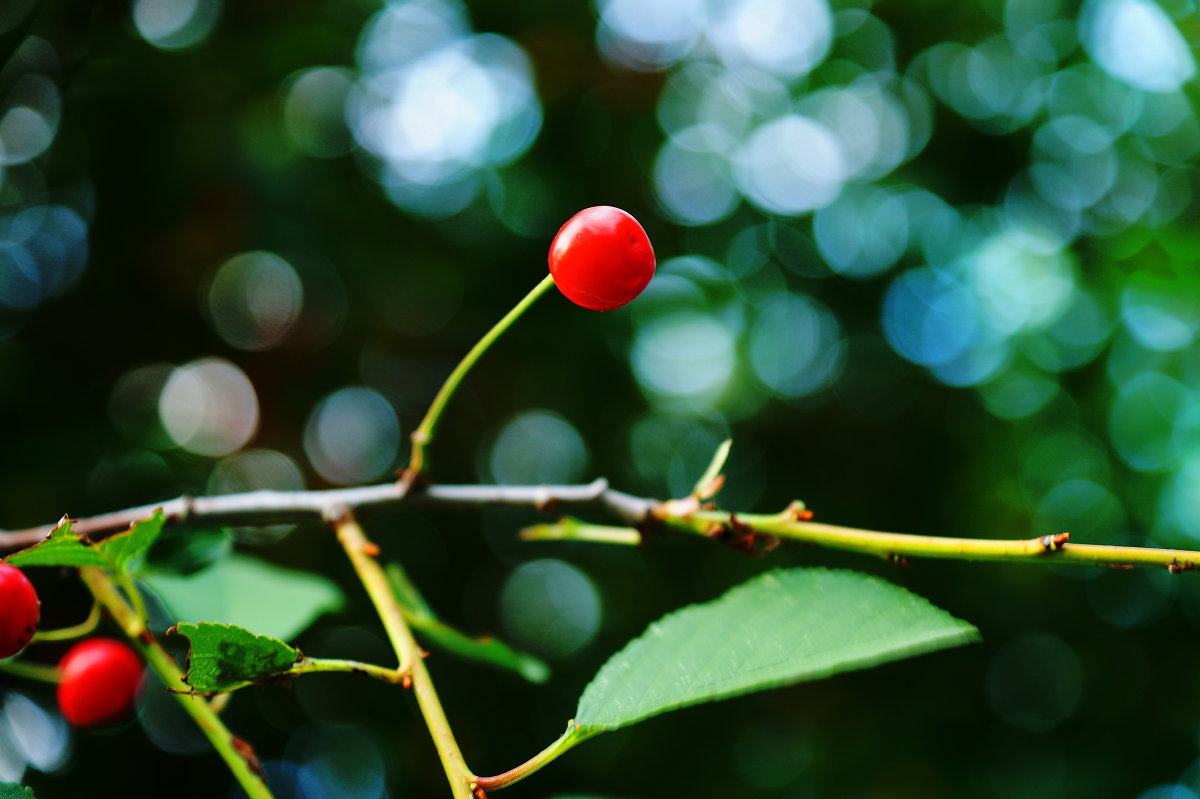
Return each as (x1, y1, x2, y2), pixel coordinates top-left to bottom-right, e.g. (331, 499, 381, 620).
(57, 638, 144, 729)
(0, 563, 40, 659)
(548, 206, 655, 311)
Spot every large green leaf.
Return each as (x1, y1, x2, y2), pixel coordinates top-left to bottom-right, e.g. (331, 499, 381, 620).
(171, 622, 300, 692)
(3, 518, 106, 568)
(574, 568, 978, 731)
(144, 553, 344, 641)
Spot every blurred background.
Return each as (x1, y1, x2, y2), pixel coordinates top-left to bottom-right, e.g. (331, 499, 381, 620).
(2, 0, 1200, 796)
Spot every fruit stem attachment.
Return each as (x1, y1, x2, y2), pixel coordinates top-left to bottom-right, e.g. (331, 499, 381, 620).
(32, 602, 101, 642)
(328, 507, 475, 799)
(78, 567, 275, 799)
(406, 274, 556, 481)
(473, 722, 598, 792)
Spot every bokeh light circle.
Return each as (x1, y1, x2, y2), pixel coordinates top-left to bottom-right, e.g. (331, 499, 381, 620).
(158, 358, 259, 457)
(303, 387, 400, 485)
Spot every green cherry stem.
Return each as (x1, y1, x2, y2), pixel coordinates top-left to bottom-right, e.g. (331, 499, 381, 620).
(32, 602, 101, 642)
(0, 658, 62, 683)
(473, 722, 599, 792)
(114, 571, 150, 628)
(78, 567, 275, 799)
(406, 274, 556, 481)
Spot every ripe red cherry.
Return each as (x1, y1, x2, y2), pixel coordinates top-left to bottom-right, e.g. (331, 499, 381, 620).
(0, 563, 40, 659)
(57, 638, 144, 729)
(548, 206, 655, 311)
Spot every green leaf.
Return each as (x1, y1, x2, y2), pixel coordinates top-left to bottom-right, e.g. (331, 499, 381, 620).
(385, 561, 434, 618)
(0, 784, 35, 798)
(96, 509, 165, 570)
(408, 614, 550, 683)
(386, 562, 549, 683)
(171, 622, 300, 692)
(144, 553, 344, 641)
(574, 568, 978, 732)
(3, 517, 107, 568)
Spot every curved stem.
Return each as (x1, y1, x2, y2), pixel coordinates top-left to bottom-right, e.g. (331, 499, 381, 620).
(330, 508, 474, 799)
(473, 722, 597, 792)
(78, 567, 274, 799)
(407, 274, 556, 479)
(33, 602, 101, 642)
(114, 571, 149, 626)
(0, 659, 61, 683)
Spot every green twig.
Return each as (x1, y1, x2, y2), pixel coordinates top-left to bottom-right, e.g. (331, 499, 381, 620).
(473, 722, 598, 792)
(114, 570, 149, 627)
(520, 518, 641, 546)
(406, 274, 556, 480)
(78, 567, 274, 799)
(664, 504, 1200, 572)
(33, 602, 101, 642)
(172, 656, 408, 697)
(329, 508, 474, 799)
(0, 659, 61, 683)
(290, 656, 406, 683)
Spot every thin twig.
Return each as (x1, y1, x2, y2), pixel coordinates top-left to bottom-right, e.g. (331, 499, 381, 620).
(0, 479, 648, 551)
(671, 507, 1200, 572)
(328, 507, 475, 799)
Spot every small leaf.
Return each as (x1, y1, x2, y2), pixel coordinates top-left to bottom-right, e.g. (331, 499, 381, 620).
(144, 553, 344, 641)
(692, 438, 732, 500)
(574, 568, 978, 732)
(386, 562, 549, 683)
(0, 784, 35, 798)
(385, 562, 434, 618)
(172, 622, 300, 692)
(408, 614, 550, 684)
(3, 517, 107, 568)
(96, 509, 165, 571)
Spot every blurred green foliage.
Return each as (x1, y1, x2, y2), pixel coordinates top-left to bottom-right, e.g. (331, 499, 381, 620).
(4, 0, 1200, 796)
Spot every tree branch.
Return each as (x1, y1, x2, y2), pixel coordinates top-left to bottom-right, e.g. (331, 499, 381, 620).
(0, 478, 652, 551)
(3, 479, 1198, 575)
